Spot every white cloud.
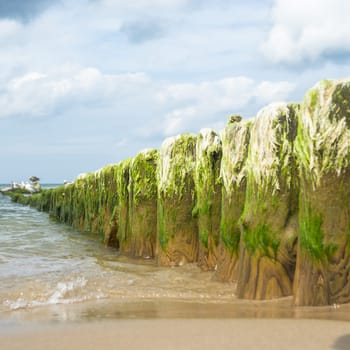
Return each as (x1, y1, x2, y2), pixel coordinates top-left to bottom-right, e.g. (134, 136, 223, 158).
(0, 0, 306, 182)
(163, 107, 198, 136)
(0, 19, 22, 39)
(1, 66, 294, 141)
(0, 67, 152, 119)
(101, 0, 188, 12)
(159, 77, 295, 136)
(9, 72, 47, 89)
(262, 0, 350, 64)
(254, 81, 295, 102)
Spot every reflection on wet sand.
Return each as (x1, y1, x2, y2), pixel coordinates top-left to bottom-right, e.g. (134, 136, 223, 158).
(2, 297, 350, 326)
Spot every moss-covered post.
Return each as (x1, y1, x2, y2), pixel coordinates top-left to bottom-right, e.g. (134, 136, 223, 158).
(34, 188, 53, 212)
(129, 150, 158, 258)
(294, 79, 350, 306)
(236, 103, 299, 299)
(157, 134, 198, 266)
(215, 116, 251, 282)
(96, 165, 119, 248)
(194, 129, 222, 271)
(70, 174, 88, 231)
(84, 173, 100, 233)
(51, 185, 72, 225)
(115, 159, 132, 254)
(59, 183, 73, 225)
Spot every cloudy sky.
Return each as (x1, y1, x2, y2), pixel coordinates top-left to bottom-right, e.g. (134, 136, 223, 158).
(1, 0, 350, 183)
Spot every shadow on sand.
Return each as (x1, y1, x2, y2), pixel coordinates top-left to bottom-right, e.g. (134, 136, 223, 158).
(333, 335, 350, 350)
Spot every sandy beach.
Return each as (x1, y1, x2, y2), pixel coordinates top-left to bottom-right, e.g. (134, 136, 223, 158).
(0, 319, 349, 350)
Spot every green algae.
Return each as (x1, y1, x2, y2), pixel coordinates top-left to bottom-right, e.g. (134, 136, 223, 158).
(157, 134, 198, 264)
(129, 149, 158, 257)
(194, 129, 222, 255)
(157, 134, 197, 252)
(227, 115, 243, 124)
(293, 80, 350, 306)
(295, 79, 350, 188)
(158, 133, 197, 200)
(220, 119, 251, 197)
(7, 77, 350, 305)
(240, 103, 298, 253)
(157, 199, 167, 249)
(114, 159, 132, 251)
(219, 118, 251, 256)
(95, 165, 119, 246)
(299, 205, 338, 261)
(242, 223, 280, 260)
(244, 103, 298, 195)
(130, 149, 158, 205)
(220, 216, 240, 254)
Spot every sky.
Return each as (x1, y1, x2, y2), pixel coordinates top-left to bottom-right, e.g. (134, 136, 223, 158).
(1, 0, 350, 183)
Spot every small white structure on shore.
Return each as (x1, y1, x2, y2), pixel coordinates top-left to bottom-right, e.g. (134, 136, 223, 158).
(1, 176, 41, 194)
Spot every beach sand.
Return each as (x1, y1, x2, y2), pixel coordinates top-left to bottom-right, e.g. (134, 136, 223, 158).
(1, 299, 350, 350)
(0, 319, 349, 350)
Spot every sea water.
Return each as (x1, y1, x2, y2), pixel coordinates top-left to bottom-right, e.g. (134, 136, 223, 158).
(1, 189, 350, 323)
(0, 189, 239, 321)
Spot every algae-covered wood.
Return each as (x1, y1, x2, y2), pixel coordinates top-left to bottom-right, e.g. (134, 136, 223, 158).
(12, 77, 350, 306)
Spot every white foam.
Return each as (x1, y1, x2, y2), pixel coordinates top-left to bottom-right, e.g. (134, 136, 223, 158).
(3, 298, 28, 310)
(48, 277, 87, 304)
(2, 276, 106, 311)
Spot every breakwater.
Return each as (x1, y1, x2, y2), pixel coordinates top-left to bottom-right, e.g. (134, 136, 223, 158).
(11, 78, 350, 306)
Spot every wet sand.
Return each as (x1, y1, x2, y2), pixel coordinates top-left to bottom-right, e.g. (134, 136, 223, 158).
(3, 298, 350, 323)
(0, 319, 349, 350)
(1, 299, 350, 350)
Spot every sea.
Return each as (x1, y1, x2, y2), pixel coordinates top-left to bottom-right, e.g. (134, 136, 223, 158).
(1, 185, 350, 326)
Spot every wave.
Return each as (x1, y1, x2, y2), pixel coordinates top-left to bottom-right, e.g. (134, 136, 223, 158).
(3, 276, 105, 311)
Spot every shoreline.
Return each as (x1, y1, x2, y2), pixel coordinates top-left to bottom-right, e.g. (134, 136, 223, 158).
(2, 297, 350, 324)
(0, 318, 349, 350)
